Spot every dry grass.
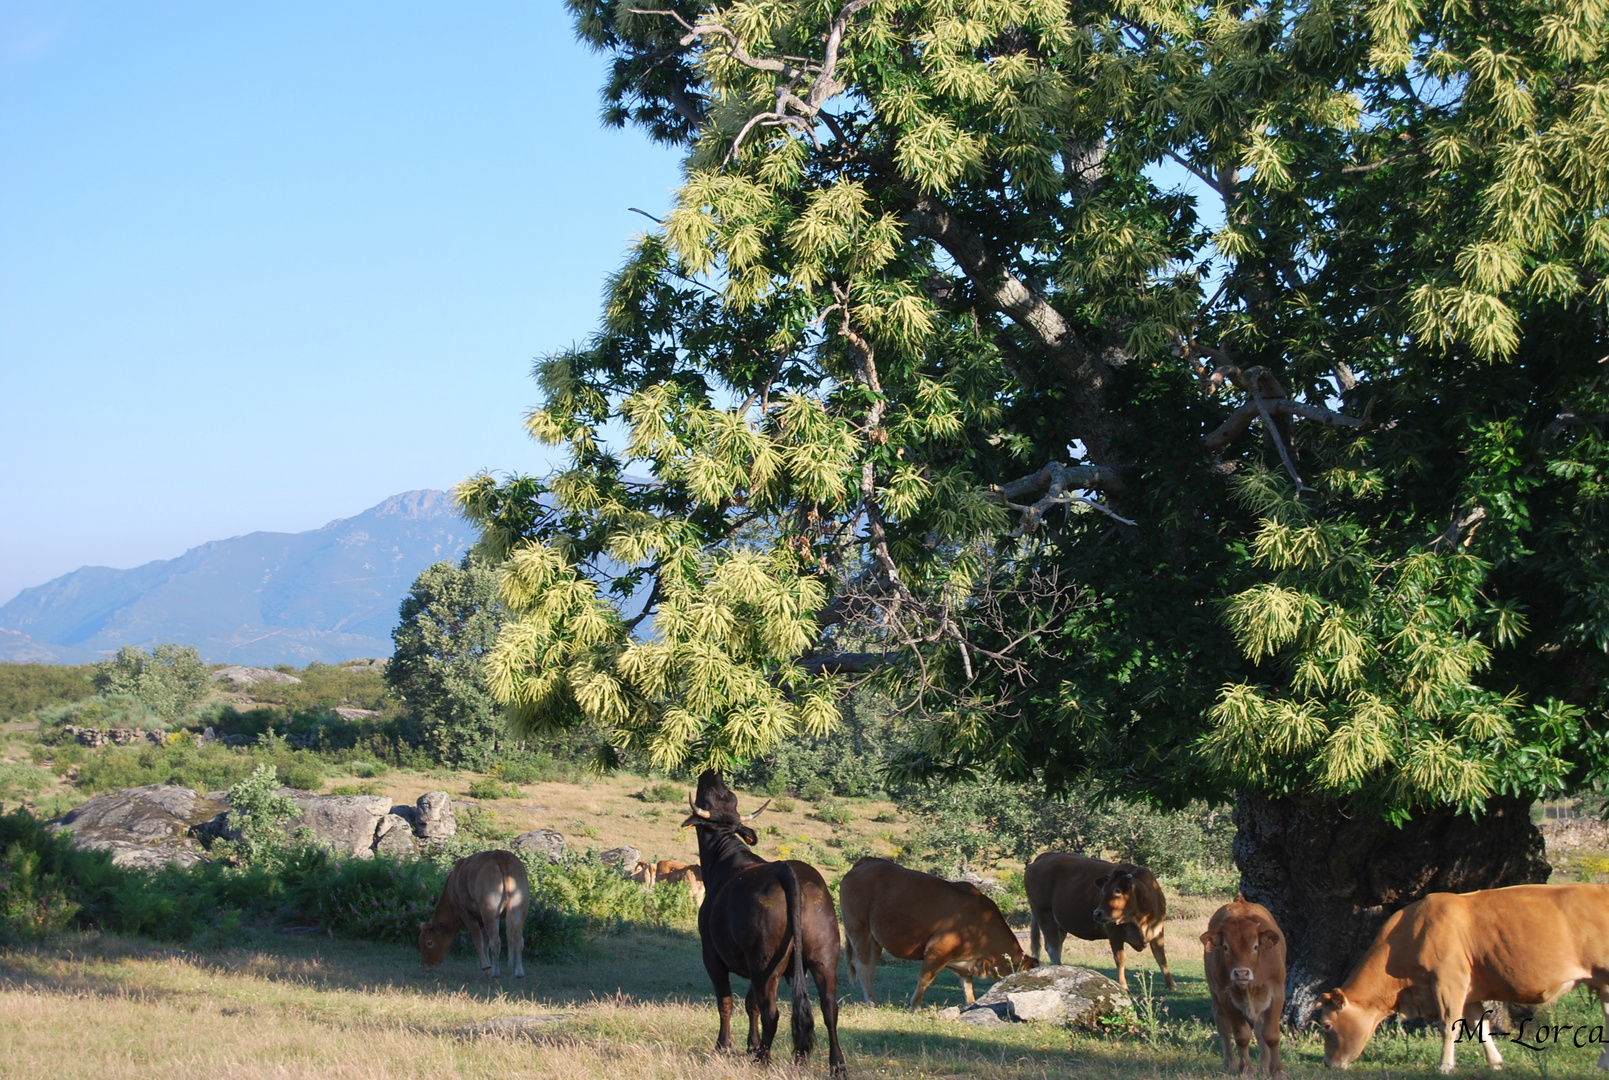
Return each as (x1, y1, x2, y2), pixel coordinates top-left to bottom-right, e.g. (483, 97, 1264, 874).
(9, 921, 1609, 1079)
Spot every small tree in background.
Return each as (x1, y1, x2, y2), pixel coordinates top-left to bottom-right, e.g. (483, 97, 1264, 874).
(92, 644, 209, 726)
(386, 558, 508, 769)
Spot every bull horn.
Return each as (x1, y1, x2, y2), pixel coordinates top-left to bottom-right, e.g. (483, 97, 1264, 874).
(688, 793, 712, 819)
(741, 799, 772, 821)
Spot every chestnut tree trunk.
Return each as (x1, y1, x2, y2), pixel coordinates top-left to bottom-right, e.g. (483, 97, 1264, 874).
(1233, 792, 1551, 1025)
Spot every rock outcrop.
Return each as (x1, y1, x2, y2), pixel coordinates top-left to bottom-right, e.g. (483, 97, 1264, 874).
(949, 966, 1129, 1030)
(51, 784, 225, 869)
(55, 787, 453, 865)
(512, 829, 566, 862)
(599, 846, 642, 872)
(211, 666, 303, 689)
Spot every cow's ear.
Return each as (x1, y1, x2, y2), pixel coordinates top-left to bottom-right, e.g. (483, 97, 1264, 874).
(1323, 989, 1348, 1008)
(1199, 930, 1216, 949)
(1094, 873, 1111, 887)
(737, 823, 759, 846)
(1260, 929, 1281, 948)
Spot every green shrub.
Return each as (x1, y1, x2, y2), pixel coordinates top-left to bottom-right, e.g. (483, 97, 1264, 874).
(92, 645, 209, 724)
(638, 781, 683, 803)
(0, 663, 95, 721)
(299, 854, 445, 943)
(810, 797, 852, 825)
(0, 838, 81, 941)
(215, 765, 305, 867)
(0, 763, 51, 802)
(772, 797, 795, 813)
(466, 777, 515, 800)
(38, 694, 169, 733)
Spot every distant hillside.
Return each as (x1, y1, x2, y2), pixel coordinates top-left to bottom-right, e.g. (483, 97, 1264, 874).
(0, 490, 472, 666)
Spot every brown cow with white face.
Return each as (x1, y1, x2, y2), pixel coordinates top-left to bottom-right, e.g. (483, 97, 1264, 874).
(840, 857, 1033, 1007)
(418, 849, 529, 978)
(1202, 896, 1286, 1077)
(1025, 852, 1176, 991)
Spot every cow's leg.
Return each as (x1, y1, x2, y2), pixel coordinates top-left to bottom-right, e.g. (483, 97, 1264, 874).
(1459, 1000, 1503, 1069)
(754, 969, 783, 1064)
(1108, 929, 1129, 991)
(846, 930, 877, 1004)
(1029, 911, 1043, 963)
(1435, 978, 1471, 1074)
(506, 895, 527, 980)
(475, 892, 503, 975)
(1149, 931, 1178, 991)
(745, 985, 763, 1054)
(1209, 996, 1238, 1072)
(467, 917, 494, 976)
(911, 943, 950, 1009)
(1596, 986, 1609, 1070)
(1042, 919, 1066, 967)
(1258, 996, 1286, 1077)
(703, 949, 736, 1052)
(959, 971, 976, 1005)
(809, 954, 847, 1077)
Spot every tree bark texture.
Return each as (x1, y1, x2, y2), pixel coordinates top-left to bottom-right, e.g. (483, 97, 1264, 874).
(1233, 792, 1551, 1025)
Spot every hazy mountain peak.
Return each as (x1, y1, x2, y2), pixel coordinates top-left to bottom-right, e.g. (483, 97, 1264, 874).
(0, 490, 472, 667)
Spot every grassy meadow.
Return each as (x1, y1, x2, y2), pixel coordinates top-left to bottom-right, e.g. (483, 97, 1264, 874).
(8, 900, 1609, 1079)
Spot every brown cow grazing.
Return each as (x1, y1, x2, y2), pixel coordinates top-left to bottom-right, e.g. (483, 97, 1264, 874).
(1319, 883, 1609, 1073)
(1202, 896, 1286, 1077)
(841, 856, 1033, 1007)
(629, 860, 657, 887)
(684, 771, 845, 1075)
(657, 859, 707, 908)
(1025, 852, 1177, 991)
(418, 849, 529, 978)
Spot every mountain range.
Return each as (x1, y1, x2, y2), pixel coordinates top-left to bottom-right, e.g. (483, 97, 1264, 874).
(0, 490, 472, 667)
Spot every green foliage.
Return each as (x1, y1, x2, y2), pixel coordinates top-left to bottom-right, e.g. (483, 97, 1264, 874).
(237, 662, 395, 714)
(38, 694, 168, 734)
(216, 765, 303, 866)
(92, 645, 209, 725)
(386, 558, 510, 770)
(465, 776, 518, 800)
(0, 827, 80, 941)
(902, 778, 1234, 877)
(0, 663, 95, 720)
(809, 796, 852, 825)
(299, 854, 445, 944)
(0, 763, 52, 802)
(48, 738, 325, 796)
(636, 781, 683, 803)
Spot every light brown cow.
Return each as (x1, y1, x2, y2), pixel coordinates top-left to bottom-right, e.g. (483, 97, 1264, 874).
(1025, 852, 1176, 991)
(1319, 883, 1609, 1073)
(655, 859, 706, 908)
(418, 849, 529, 978)
(1202, 896, 1286, 1077)
(629, 860, 657, 887)
(840, 856, 1033, 1007)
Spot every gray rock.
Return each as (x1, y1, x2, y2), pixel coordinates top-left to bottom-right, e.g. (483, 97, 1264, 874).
(512, 829, 566, 862)
(956, 870, 1006, 896)
(286, 793, 392, 858)
(51, 784, 225, 869)
(211, 665, 302, 689)
(957, 1003, 1009, 1026)
(937, 1006, 962, 1022)
(373, 814, 418, 857)
(599, 846, 642, 871)
(971, 965, 1129, 1030)
(415, 791, 456, 841)
(1006, 989, 1067, 1023)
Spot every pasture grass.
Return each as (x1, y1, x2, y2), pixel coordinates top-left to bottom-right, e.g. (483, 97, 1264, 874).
(6, 922, 1609, 1078)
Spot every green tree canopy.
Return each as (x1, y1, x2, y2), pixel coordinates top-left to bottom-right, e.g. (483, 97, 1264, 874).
(92, 644, 210, 726)
(461, 0, 1609, 816)
(386, 558, 511, 769)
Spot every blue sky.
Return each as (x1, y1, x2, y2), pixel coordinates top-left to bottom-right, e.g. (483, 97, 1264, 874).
(0, 1, 682, 604)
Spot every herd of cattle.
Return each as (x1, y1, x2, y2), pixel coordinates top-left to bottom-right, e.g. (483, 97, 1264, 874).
(418, 774, 1609, 1076)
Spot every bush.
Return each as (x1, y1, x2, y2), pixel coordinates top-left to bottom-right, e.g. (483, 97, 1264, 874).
(214, 765, 305, 867)
(0, 664, 95, 721)
(0, 763, 51, 802)
(38, 694, 169, 734)
(637, 781, 683, 803)
(809, 797, 853, 825)
(466, 777, 516, 800)
(93, 645, 209, 724)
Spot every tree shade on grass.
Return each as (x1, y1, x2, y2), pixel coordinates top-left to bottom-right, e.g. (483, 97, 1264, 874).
(458, 0, 1609, 1019)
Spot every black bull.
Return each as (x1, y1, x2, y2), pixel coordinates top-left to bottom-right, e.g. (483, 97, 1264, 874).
(684, 770, 846, 1075)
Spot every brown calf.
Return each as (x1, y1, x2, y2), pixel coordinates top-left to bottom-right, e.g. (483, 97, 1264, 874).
(1202, 897, 1286, 1077)
(418, 849, 529, 978)
(657, 859, 707, 908)
(840, 857, 1032, 1007)
(1025, 852, 1176, 991)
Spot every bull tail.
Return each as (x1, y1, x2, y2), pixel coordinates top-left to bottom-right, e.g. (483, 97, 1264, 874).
(781, 862, 816, 1058)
